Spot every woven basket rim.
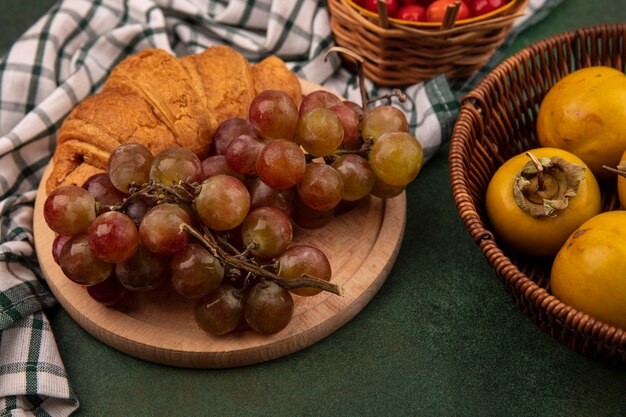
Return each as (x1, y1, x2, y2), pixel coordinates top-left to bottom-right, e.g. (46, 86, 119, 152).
(449, 22, 626, 362)
(347, 0, 522, 29)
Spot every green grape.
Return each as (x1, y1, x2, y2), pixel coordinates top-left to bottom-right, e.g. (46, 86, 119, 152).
(241, 207, 293, 258)
(297, 163, 343, 211)
(295, 107, 344, 157)
(139, 203, 191, 256)
(244, 281, 294, 335)
(277, 245, 332, 297)
(59, 234, 113, 286)
(369, 131, 423, 186)
(108, 143, 153, 193)
(170, 243, 224, 299)
(44, 185, 96, 235)
(150, 147, 203, 185)
(194, 285, 244, 336)
(195, 175, 250, 231)
(331, 154, 376, 201)
(256, 139, 306, 189)
(361, 105, 408, 141)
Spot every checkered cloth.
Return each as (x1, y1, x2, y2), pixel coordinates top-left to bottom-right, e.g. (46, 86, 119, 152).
(0, 0, 559, 415)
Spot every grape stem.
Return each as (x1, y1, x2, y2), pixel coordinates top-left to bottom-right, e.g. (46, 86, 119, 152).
(367, 89, 406, 106)
(324, 46, 369, 115)
(181, 223, 344, 296)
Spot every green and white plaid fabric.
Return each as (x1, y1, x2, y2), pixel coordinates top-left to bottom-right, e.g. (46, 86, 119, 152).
(0, 0, 559, 415)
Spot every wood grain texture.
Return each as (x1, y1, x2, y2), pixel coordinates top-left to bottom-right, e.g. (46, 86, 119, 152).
(33, 80, 407, 368)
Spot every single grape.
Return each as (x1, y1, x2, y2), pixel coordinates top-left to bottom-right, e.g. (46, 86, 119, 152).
(369, 131, 423, 186)
(44, 185, 96, 235)
(201, 155, 245, 182)
(52, 234, 72, 265)
(108, 143, 153, 193)
(343, 100, 364, 121)
(297, 163, 343, 211)
(194, 285, 244, 336)
(82, 173, 127, 207)
(335, 198, 365, 215)
(330, 104, 360, 149)
(115, 245, 168, 291)
(87, 211, 139, 263)
(139, 203, 191, 256)
(331, 154, 376, 201)
(249, 90, 298, 141)
(59, 234, 113, 286)
(249, 178, 295, 216)
(295, 108, 344, 157)
(277, 245, 332, 297)
(195, 175, 250, 231)
(225, 134, 265, 175)
(124, 194, 156, 226)
(170, 243, 224, 299)
(370, 177, 405, 199)
(299, 90, 342, 117)
(256, 139, 305, 189)
(213, 118, 257, 155)
(244, 280, 294, 335)
(291, 197, 334, 229)
(361, 105, 409, 141)
(241, 207, 293, 258)
(86, 274, 128, 307)
(150, 147, 203, 185)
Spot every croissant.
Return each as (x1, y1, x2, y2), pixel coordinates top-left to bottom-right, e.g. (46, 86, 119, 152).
(46, 46, 302, 194)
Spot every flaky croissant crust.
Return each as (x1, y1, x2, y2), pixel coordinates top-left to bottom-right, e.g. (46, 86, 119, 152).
(46, 46, 302, 194)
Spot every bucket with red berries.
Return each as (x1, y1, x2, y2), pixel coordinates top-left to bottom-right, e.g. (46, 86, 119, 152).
(327, 0, 528, 86)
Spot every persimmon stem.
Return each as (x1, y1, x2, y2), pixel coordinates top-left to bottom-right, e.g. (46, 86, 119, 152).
(603, 164, 626, 178)
(525, 152, 545, 191)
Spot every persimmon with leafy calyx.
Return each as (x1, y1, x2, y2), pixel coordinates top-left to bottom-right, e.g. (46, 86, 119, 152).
(485, 147, 601, 257)
(536, 66, 626, 181)
(551, 211, 626, 330)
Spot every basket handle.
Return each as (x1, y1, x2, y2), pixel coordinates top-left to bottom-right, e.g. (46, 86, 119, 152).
(376, 0, 389, 29)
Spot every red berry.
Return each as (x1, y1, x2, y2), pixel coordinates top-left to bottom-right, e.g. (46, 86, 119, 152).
(396, 4, 426, 21)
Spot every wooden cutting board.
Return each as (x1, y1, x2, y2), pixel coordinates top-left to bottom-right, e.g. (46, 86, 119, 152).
(33, 80, 407, 368)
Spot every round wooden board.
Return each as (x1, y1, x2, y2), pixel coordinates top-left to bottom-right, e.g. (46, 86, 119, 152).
(33, 80, 407, 368)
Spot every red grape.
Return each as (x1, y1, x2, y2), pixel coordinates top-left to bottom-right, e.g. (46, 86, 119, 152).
(212, 118, 257, 155)
(194, 285, 244, 336)
(44, 185, 96, 235)
(331, 154, 376, 201)
(195, 175, 250, 231)
(297, 163, 343, 211)
(170, 243, 224, 299)
(225, 134, 265, 175)
(299, 90, 342, 117)
(201, 155, 245, 182)
(139, 203, 191, 256)
(256, 139, 305, 189)
(241, 207, 293, 258)
(244, 281, 294, 334)
(87, 211, 139, 263)
(249, 90, 298, 141)
(115, 245, 168, 291)
(150, 147, 203, 185)
(82, 173, 127, 207)
(108, 143, 153, 193)
(277, 245, 332, 297)
(59, 234, 113, 286)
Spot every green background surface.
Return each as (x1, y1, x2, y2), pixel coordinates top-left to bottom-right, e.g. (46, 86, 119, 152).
(2, 1, 626, 416)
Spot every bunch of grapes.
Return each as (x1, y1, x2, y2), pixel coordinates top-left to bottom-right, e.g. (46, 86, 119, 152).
(43, 83, 423, 337)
